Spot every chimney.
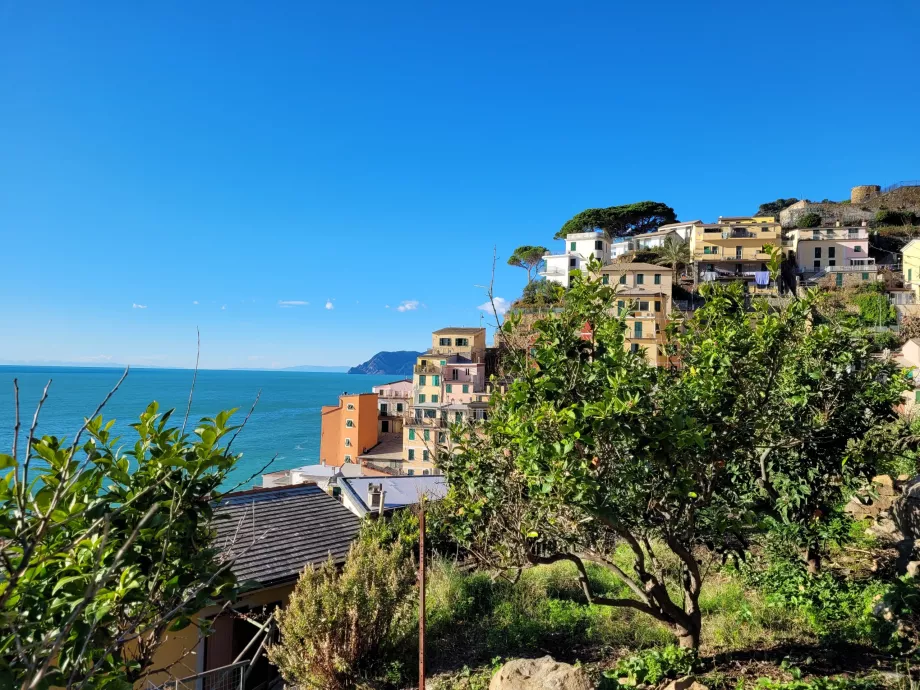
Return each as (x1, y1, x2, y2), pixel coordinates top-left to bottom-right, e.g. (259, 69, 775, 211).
(367, 483, 383, 512)
(378, 490, 386, 516)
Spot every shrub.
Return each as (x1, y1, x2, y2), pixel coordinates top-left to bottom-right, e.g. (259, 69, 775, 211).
(601, 646, 699, 688)
(900, 314, 920, 343)
(876, 210, 919, 226)
(797, 213, 822, 228)
(268, 538, 416, 690)
(851, 291, 897, 326)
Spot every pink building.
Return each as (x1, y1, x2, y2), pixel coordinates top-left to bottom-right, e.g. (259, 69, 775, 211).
(371, 379, 413, 434)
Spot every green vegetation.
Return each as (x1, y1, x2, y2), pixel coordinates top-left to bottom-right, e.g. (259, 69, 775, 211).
(797, 212, 823, 228)
(851, 284, 897, 326)
(507, 245, 549, 284)
(268, 537, 417, 690)
(876, 210, 919, 226)
(1, 395, 243, 689)
(556, 201, 677, 239)
(655, 235, 691, 283)
(757, 198, 799, 217)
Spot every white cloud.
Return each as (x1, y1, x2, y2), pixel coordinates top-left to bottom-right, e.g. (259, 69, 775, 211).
(192, 300, 199, 305)
(396, 300, 420, 312)
(325, 300, 334, 310)
(385, 305, 390, 309)
(478, 297, 510, 317)
(221, 304, 227, 310)
(132, 303, 147, 309)
(278, 300, 308, 307)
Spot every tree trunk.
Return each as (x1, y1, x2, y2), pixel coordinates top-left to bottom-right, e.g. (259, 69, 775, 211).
(674, 614, 701, 649)
(805, 545, 822, 575)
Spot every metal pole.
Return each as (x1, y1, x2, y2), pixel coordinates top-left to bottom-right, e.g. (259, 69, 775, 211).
(418, 494, 426, 690)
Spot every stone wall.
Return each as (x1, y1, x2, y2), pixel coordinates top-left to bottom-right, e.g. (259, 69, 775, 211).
(780, 202, 875, 229)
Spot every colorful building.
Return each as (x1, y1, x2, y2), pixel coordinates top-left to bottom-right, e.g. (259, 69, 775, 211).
(689, 215, 782, 288)
(541, 231, 611, 287)
(902, 239, 920, 302)
(599, 263, 672, 366)
(787, 222, 876, 287)
(319, 392, 378, 467)
(372, 379, 412, 435)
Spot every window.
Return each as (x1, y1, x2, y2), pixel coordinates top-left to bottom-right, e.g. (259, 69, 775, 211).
(344, 455, 352, 462)
(636, 273, 644, 285)
(440, 360, 446, 366)
(655, 300, 661, 312)
(456, 338, 469, 346)
(828, 260, 836, 267)
(438, 432, 446, 443)
(408, 469, 415, 476)
(595, 240, 603, 250)
(630, 343, 640, 353)
(602, 275, 609, 284)
(617, 300, 625, 313)
(409, 429, 415, 440)
(828, 247, 836, 259)
(462, 384, 469, 393)
(396, 402, 403, 412)
(431, 394, 439, 403)
(345, 438, 352, 446)
(862, 272, 870, 280)
(619, 275, 626, 284)
(439, 337, 451, 346)
(423, 429, 430, 441)
(456, 411, 463, 423)
(637, 300, 649, 311)
(423, 450, 430, 462)
(446, 384, 452, 393)
(735, 246, 742, 260)
(654, 274, 661, 284)
(408, 449, 415, 460)
(814, 260, 821, 270)
(910, 269, 914, 282)
(419, 374, 426, 385)
(424, 409, 435, 418)
(569, 258, 577, 268)
(570, 241, 576, 251)
(421, 359, 427, 366)
(854, 246, 862, 253)
(432, 375, 439, 386)
(418, 394, 426, 403)
(346, 419, 354, 428)
(634, 322, 643, 338)
(423, 469, 430, 476)
(346, 403, 355, 410)
(814, 247, 821, 259)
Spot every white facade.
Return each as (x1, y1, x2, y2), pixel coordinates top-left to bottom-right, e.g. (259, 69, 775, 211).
(541, 231, 610, 287)
(633, 227, 691, 251)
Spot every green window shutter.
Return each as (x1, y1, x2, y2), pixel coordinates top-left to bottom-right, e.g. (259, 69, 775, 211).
(635, 322, 642, 338)
(396, 403, 403, 412)
(910, 269, 913, 282)
(408, 449, 415, 461)
(863, 273, 869, 280)
(602, 275, 609, 284)
(654, 274, 661, 284)
(408, 469, 415, 476)
(619, 275, 626, 284)
(433, 375, 439, 385)
(409, 429, 415, 440)
(431, 395, 439, 403)
(419, 394, 425, 403)
(440, 360, 446, 366)
(570, 242, 576, 251)
(455, 412, 462, 423)
(636, 274, 644, 284)
(915, 390, 920, 403)
(836, 273, 843, 287)
(423, 450, 430, 462)
(462, 384, 468, 393)
(419, 375, 426, 385)
(617, 300, 624, 312)
(446, 384, 452, 393)
(655, 300, 661, 312)
(424, 429, 430, 441)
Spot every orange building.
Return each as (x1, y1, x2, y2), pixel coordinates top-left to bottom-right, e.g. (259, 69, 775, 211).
(319, 392, 379, 467)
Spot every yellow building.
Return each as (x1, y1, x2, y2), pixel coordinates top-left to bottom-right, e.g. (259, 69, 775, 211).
(690, 215, 782, 289)
(902, 240, 920, 302)
(599, 263, 672, 366)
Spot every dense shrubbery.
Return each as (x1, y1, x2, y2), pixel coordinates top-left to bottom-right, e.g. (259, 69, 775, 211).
(797, 212, 823, 228)
(875, 209, 919, 226)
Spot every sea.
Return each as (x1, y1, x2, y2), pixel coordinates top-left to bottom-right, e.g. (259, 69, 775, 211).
(0, 366, 396, 490)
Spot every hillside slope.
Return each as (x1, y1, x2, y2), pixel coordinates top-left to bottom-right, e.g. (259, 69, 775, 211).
(348, 351, 421, 376)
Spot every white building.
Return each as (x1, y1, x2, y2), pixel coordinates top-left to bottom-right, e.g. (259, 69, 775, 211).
(632, 222, 696, 251)
(541, 231, 610, 287)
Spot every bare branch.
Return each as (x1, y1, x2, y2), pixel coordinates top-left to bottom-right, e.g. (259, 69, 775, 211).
(182, 328, 201, 436)
(225, 389, 262, 457)
(224, 452, 278, 495)
(12, 378, 20, 460)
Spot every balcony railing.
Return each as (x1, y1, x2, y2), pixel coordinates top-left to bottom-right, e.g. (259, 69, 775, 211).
(408, 416, 450, 428)
(805, 229, 868, 240)
(414, 364, 441, 375)
(694, 249, 773, 260)
(377, 390, 411, 399)
(721, 230, 758, 239)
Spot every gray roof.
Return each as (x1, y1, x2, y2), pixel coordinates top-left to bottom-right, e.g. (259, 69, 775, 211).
(215, 484, 360, 587)
(341, 476, 448, 513)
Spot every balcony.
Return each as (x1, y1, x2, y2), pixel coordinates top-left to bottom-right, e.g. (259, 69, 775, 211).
(414, 364, 441, 375)
(408, 416, 450, 428)
(721, 229, 758, 239)
(805, 228, 868, 240)
(377, 390, 411, 399)
(694, 249, 773, 261)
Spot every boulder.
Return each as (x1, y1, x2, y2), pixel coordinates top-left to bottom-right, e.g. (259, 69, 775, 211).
(663, 679, 709, 690)
(489, 656, 593, 690)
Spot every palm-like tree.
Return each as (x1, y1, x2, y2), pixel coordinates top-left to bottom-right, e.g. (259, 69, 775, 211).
(655, 236, 691, 285)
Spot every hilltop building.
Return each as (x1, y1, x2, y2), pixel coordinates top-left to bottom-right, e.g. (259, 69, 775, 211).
(689, 216, 782, 289)
(786, 222, 877, 287)
(599, 263, 672, 366)
(541, 231, 611, 287)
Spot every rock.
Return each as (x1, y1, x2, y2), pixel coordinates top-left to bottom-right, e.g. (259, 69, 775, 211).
(489, 656, 593, 690)
(907, 560, 920, 578)
(663, 678, 709, 690)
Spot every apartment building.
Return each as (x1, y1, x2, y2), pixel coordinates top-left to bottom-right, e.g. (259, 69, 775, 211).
(904, 240, 920, 301)
(786, 222, 877, 287)
(372, 379, 412, 435)
(541, 231, 611, 287)
(690, 216, 782, 288)
(599, 263, 672, 366)
(319, 392, 378, 467)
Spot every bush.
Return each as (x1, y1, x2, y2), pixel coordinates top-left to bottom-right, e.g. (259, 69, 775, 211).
(268, 538, 416, 689)
(797, 213, 822, 228)
(601, 646, 699, 688)
(875, 210, 918, 226)
(851, 290, 896, 326)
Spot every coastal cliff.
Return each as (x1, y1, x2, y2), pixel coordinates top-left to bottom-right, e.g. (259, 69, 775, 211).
(348, 350, 421, 376)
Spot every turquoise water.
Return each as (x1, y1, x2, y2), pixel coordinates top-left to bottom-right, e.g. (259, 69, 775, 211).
(0, 366, 395, 489)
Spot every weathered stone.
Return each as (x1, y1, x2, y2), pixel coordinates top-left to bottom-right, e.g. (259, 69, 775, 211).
(662, 678, 709, 690)
(489, 656, 593, 690)
(907, 560, 920, 578)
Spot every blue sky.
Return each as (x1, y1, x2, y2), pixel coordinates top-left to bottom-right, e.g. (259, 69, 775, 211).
(2, 1, 919, 369)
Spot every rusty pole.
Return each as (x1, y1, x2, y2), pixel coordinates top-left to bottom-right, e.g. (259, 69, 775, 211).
(418, 494, 426, 690)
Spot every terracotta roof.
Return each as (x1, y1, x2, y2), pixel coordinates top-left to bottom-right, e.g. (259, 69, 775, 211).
(215, 484, 360, 587)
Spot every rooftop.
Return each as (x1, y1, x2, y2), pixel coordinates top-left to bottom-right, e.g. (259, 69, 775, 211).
(600, 262, 667, 272)
(341, 475, 448, 513)
(215, 484, 360, 587)
(358, 435, 405, 463)
(433, 327, 485, 335)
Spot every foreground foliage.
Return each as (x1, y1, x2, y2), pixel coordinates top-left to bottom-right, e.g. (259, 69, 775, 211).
(0, 393, 242, 690)
(440, 271, 908, 648)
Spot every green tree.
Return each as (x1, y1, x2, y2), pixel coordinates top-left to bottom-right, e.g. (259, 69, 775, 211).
(507, 245, 549, 284)
(517, 279, 561, 307)
(654, 236, 691, 285)
(756, 198, 799, 217)
(851, 287, 897, 326)
(555, 202, 677, 239)
(796, 212, 822, 228)
(268, 538, 416, 690)
(1, 381, 243, 690)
